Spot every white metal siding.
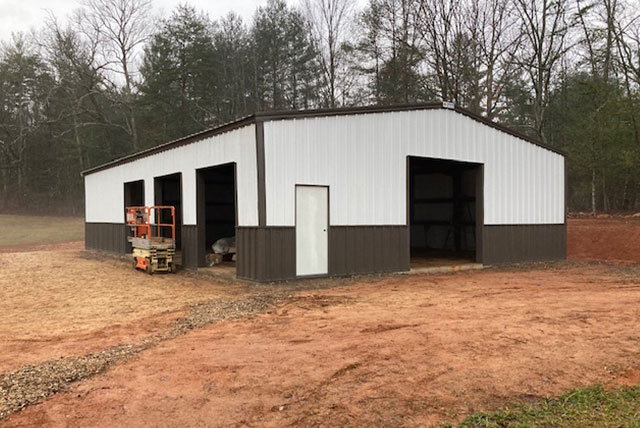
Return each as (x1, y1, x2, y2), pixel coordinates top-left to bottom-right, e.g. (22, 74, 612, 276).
(263, 109, 564, 226)
(84, 124, 258, 226)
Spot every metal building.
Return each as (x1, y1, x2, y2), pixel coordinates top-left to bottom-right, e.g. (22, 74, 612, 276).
(83, 104, 566, 281)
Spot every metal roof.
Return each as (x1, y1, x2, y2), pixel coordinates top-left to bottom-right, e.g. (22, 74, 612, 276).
(81, 103, 564, 176)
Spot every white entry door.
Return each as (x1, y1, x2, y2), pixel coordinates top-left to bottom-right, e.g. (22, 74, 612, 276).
(296, 186, 328, 276)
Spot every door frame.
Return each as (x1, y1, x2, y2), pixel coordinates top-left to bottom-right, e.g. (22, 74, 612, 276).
(123, 179, 145, 224)
(153, 172, 183, 250)
(123, 179, 145, 253)
(294, 184, 330, 278)
(195, 162, 238, 268)
(406, 156, 484, 264)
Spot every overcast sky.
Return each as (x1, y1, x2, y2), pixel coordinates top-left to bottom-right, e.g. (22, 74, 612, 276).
(0, 0, 303, 44)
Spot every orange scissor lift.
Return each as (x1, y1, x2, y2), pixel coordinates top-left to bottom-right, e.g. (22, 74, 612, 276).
(126, 206, 177, 274)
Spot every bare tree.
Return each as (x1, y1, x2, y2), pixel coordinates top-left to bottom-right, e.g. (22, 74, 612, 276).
(574, 0, 622, 214)
(77, 0, 153, 150)
(575, 0, 619, 80)
(365, 0, 423, 104)
(303, 0, 356, 107)
(612, 2, 640, 90)
(418, 0, 482, 107)
(472, 0, 523, 118)
(601, 0, 619, 81)
(513, 0, 573, 143)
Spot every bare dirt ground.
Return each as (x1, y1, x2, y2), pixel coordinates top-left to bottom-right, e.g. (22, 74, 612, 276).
(1, 218, 640, 427)
(0, 242, 251, 373)
(568, 216, 640, 263)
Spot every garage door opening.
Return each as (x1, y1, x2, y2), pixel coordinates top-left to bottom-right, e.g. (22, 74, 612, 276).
(408, 157, 482, 270)
(154, 173, 183, 256)
(124, 180, 145, 252)
(196, 163, 237, 279)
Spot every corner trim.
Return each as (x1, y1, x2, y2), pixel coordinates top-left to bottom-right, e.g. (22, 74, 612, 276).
(256, 121, 266, 227)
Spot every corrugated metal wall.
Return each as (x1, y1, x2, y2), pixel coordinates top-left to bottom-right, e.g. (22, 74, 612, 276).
(236, 227, 296, 281)
(85, 223, 128, 253)
(329, 226, 410, 275)
(483, 224, 567, 263)
(263, 109, 564, 226)
(84, 124, 259, 226)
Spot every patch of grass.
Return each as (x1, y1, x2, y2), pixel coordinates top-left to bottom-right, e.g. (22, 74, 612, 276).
(442, 385, 640, 428)
(0, 215, 84, 247)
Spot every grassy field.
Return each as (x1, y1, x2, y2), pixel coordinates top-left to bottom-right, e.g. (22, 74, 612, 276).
(445, 385, 640, 427)
(0, 214, 84, 247)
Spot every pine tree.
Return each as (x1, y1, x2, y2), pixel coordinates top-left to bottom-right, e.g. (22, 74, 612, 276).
(138, 5, 217, 146)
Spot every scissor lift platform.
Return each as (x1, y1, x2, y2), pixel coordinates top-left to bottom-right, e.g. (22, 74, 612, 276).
(126, 206, 177, 275)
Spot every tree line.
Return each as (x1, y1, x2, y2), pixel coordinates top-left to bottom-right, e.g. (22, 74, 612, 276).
(1, 0, 639, 215)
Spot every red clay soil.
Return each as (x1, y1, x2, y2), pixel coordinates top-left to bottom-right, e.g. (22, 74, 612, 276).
(4, 264, 640, 428)
(568, 217, 640, 263)
(0, 310, 183, 375)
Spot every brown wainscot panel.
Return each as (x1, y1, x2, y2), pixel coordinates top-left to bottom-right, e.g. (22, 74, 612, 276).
(236, 227, 296, 282)
(85, 223, 128, 254)
(482, 224, 567, 264)
(329, 226, 410, 276)
(181, 225, 198, 270)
